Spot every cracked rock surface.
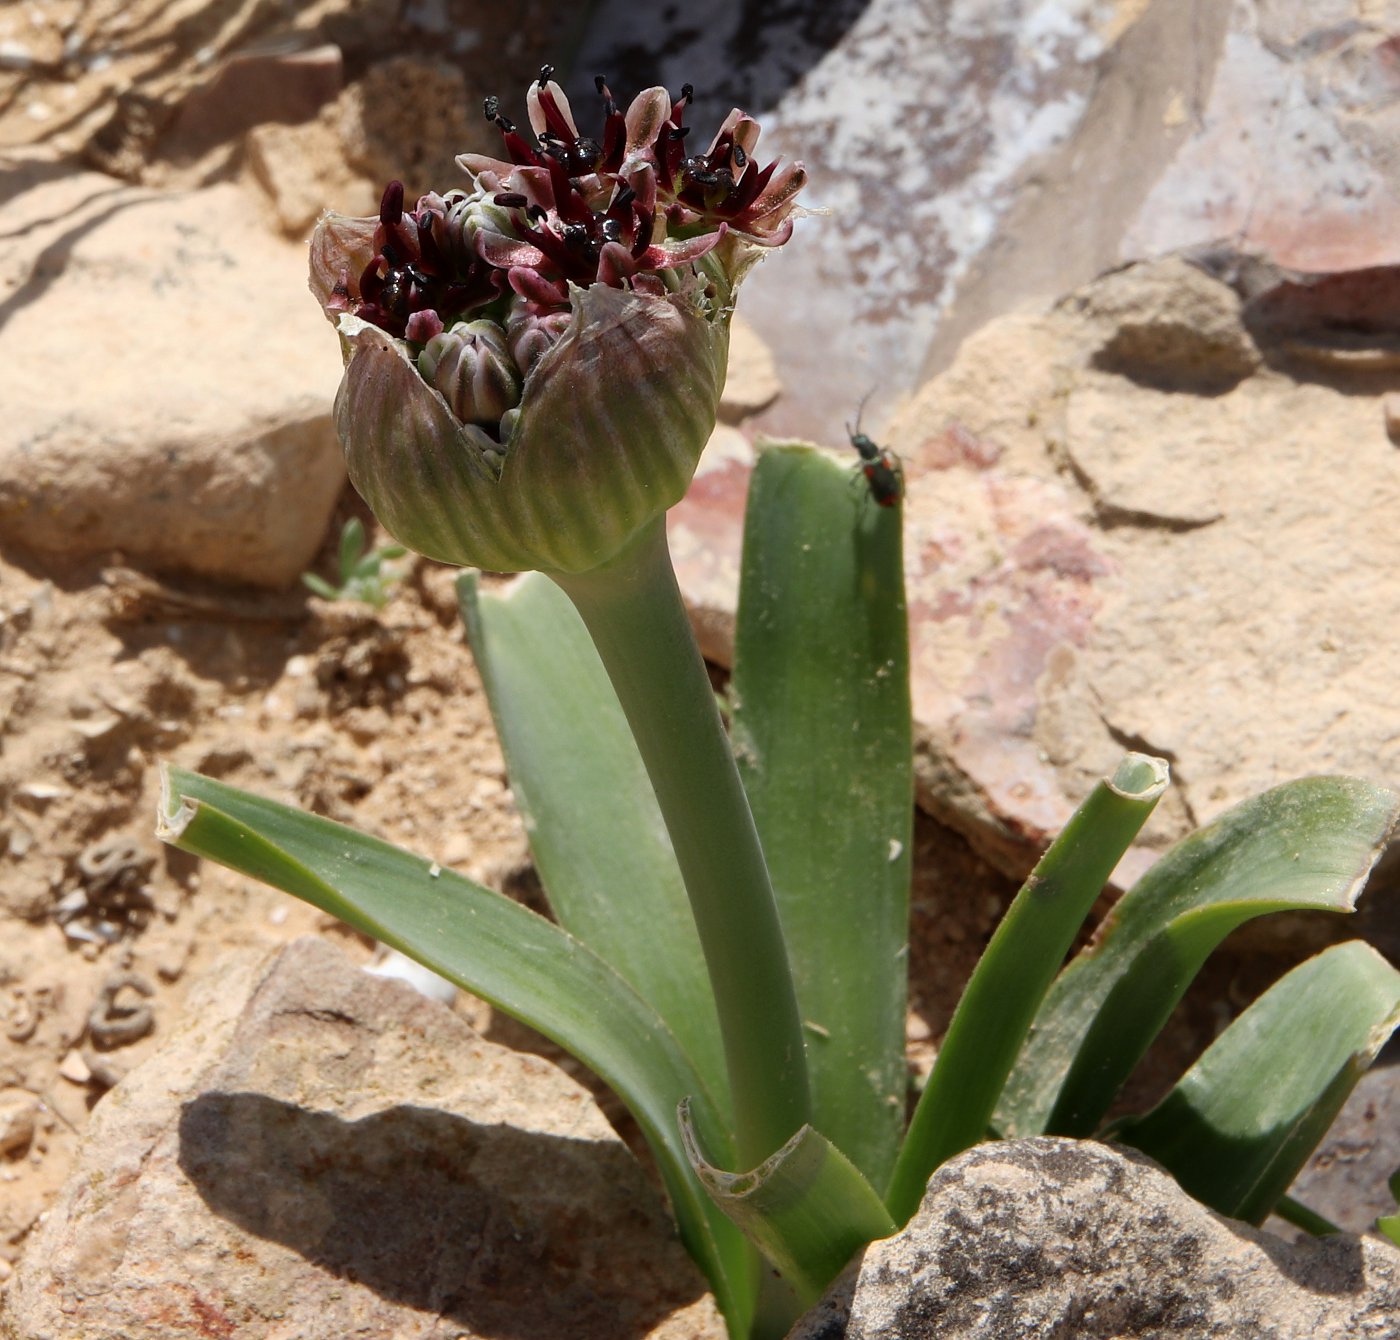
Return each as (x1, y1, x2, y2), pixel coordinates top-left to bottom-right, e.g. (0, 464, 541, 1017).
(886, 252, 1400, 883)
(788, 1139, 1400, 1340)
(2, 938, 721, 1340)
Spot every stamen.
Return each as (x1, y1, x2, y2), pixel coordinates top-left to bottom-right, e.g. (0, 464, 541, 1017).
(379, 180, 405, 227)
(594, 74, 619, 118)
(538, 64, 555, 89)
(494, 192, 529, 209)
(483, 96, 516, 133)
(595, 75, 626, 168)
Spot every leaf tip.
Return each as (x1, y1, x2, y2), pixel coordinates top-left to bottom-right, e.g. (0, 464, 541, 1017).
(155, 762, 195, 842)
(1107, 752, 1170, 802)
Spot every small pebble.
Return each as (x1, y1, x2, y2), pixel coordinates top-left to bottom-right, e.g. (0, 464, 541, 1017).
(0, 40, 32, 70)
(0, 1089, 39, 1156)
(57, 1049, 91, 1085)
(16, 781, 66, 802)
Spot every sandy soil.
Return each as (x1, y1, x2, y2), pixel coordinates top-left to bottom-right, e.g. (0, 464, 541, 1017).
(0, 497, 534, 1281)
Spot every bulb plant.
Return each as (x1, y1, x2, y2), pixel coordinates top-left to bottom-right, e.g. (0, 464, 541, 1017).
(159, 67, 1400, 1340)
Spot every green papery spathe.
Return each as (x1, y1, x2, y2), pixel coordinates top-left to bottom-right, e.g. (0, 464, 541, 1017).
(334, 280, 731, 576)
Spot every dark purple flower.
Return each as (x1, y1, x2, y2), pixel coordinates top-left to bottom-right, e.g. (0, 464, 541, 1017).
(308, 68, 806, 574)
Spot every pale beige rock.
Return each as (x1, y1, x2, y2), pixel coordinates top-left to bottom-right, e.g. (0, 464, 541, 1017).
(1123, 4, 1400, 274)
(159, 44, 345, 167)
(1062, 382, 1229, 528)
(1066, 255, 1260, 391)
(55, 1050, 89, 1086)
(246, 109, 378, 237)
(720, 316, 781, 421)
(890, 253, 1400, 877)
(0, 168, 345, 587)
(338, 57, 479, 202)
(788, 1139, 1400, 1339)
(4, 938, 722, 1340)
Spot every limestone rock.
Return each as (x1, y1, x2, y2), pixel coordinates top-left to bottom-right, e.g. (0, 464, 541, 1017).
(0, 168, 345, 587)
(338, 57, 481, 204)
(158, 44, 345, 167)
(885, 250, 1400, 879)
(1124, 3, 1400, 275)
(3, 938, 721, 1340)
(1284, 1062, 1400, 1238)
(1068, 256, 1260, 392)
(720, 316, 781, 421)
(579, 0, 1159, 441)
(246, 109, 378, 237)
(787, 1139, 1400, 1339)
(578, 1, 1398, 444)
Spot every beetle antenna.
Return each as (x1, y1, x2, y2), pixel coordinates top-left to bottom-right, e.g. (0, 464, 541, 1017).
(853, 386, 876, 437)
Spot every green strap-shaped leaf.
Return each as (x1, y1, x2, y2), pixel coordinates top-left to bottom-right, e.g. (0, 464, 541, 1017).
(996, 777, 1400, 1140)
(157, 766, 757, 1335)
(1114, 940, 1400, 1224)
(730, 442, 912, 1192)
(886, 753, 1169, 1223)
(458, 571, 727, 1116)
(680, 1102, 896, 1308)
(1275, 1194, 1341, 1237)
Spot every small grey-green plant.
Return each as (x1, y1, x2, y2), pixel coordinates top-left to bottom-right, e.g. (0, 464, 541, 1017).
(301, 517, 407, 609)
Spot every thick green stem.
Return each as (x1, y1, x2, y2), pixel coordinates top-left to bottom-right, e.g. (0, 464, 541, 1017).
(552, 517, 811, 1167)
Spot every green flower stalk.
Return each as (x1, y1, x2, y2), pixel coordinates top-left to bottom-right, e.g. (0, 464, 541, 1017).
(308, 68, 812, 1167)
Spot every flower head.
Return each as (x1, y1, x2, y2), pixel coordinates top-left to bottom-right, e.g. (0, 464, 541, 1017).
(310, 67, 806, 574)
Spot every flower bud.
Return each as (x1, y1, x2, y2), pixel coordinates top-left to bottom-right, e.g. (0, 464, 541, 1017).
(505, 301, 573, 375)
(335, 280, 728, 574)
(417, 320, 522, 426)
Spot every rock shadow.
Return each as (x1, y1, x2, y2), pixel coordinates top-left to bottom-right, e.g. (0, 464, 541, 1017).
(178, 1092, 706, 1340)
